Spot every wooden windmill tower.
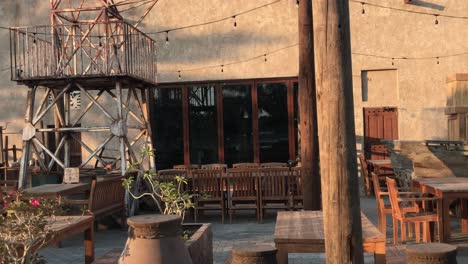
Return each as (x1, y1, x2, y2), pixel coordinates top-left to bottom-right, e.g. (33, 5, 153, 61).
(10, 0, 157, 188)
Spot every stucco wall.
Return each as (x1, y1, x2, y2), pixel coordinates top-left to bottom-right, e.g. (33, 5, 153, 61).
(0, 0, 466, 159)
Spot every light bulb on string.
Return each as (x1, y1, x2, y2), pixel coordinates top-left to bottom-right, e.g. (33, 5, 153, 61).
(221, 65, 224, 73)
(391, 58, 395, 66)
(99, 36, 103, 47)
(434, 15, 439, 25)
(165, 31, 170, 46)
(233, 16, 237, 29)
(178, 71, 182, 80)
(361, 2, 365, 14)
(33, 33, 36, 44)
(264, 54, 267, 63)
(296, 0, 299, 8)
(436, 57, 440, 64)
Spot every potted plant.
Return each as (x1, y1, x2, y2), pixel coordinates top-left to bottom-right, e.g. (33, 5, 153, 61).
(122, 146, 212, 264)
(0, 191, 63, 264)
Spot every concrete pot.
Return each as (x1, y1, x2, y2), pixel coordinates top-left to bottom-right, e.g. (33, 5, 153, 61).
(119, 214, 193, 264)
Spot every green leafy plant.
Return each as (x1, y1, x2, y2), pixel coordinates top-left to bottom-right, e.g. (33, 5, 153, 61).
(122, 146, 195, 222)
(0, 191, 64, 264)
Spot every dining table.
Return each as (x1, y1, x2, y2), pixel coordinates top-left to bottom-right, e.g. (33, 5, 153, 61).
(413, 177, 468, 242)
(23, 182, 90, 202)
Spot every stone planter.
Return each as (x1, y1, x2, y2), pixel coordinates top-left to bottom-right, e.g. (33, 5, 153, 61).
(119, 214, 193, 264)
(184, 223, 213, 264)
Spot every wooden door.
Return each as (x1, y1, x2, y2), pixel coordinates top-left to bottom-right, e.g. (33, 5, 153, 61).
(364, 107, 398, 160)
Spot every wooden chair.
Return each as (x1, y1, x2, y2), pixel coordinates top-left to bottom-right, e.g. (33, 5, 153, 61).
(226, 168, 259, 223)
(0, 180, 17, 191)
(259, 162, 287, 168)
(258, 168, 289, 221)
(201, 164, 228, 172)
(173, 164, 200, 172)
(191, 169, 225, 224)
(232, 163, 259, 169)
(158, 169, 186, 182)
(289, 167, 303, 209)
(63, 176, 126, 227)
(386, 177, 441, 245)
(358, 154, 373, 196)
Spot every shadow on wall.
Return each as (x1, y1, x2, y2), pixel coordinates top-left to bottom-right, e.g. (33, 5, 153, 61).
(407, 0, 445, 11)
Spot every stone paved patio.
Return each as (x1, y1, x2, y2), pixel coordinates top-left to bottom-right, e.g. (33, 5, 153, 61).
(40, 197, 468, 263)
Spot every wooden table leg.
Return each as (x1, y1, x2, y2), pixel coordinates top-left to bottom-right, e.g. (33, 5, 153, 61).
(441, 198, 451, 242)
(84, 224, 95, 264)
(461, 199, 468, 233)
(374, 242, 386, 264)
(276, 245, 288, 264)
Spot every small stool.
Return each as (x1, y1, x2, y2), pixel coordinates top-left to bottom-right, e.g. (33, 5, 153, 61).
(225, 245, 277, 264)
(407, 243, 457, 264)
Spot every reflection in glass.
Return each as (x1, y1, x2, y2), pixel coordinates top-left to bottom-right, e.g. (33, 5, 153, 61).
(153, 88, 184, 169)
(223, 84, 253, 166)
(257, 83, 289, 162)
(189, 85, 218, 164)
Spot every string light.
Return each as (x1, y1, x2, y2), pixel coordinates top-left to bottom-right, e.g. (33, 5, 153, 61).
(33, 33, 36, 44)
(233, 16, 237, 29)
(391, 58, 395, 66)
(296, 0, 299, 8)
(165, 31, 170, 46)
(99, 36, 102, 47)
(436, 57, 440, 64)
(178, 70, 181, 80)
(434, 14, 439, 25)
(221, 65, 224, 73)
(361, 2, 365, 15)
(264, 54, 267, 63)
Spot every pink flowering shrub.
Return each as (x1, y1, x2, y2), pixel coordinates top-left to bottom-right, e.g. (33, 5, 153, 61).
(0, 191, 63, 264)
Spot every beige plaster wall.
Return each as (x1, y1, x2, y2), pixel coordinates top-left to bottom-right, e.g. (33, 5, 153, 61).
(0, 0, 466, 160)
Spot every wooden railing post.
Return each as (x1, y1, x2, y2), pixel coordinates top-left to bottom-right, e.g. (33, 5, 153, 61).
(312, 0, 364, 263)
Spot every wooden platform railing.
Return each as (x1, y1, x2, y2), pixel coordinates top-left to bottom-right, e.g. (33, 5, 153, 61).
(10, 21, 157, 84)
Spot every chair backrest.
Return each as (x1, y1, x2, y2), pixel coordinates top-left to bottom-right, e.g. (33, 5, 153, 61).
(372, 173, 388, 209)
(386, 177, 402, 216)
(191, 169, 223, 199)
(157, 169, 186, 182)
(259, 168, 289, 199)
(289, 167, 303, 197)
(227, 168, 258, 199)
(173, 164, 200, 171)
(260, 162, 287, 168)
(358, 154, 369, 178)
(201, 164, 228, 171)
(88, 176, 125, 214)
(233, 163, 259, 169)
(0, 180, 18, 192)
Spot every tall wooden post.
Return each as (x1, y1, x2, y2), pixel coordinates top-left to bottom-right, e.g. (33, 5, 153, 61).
(312, 0, 364, 263)
(298, 0, 321, 210)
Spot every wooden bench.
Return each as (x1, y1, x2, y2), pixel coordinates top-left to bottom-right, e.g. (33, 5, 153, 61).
(64, 176, 126, 227)
(274, 211, 385, 264)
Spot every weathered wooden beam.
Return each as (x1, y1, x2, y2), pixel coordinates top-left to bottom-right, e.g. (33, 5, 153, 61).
(19, 88, 36, 188)
(312, 0, 364, 263)
(48, 136, 65, 170)
(298, 0, 321, 211)
(69, 133, 108, 167)
(77, 83, 115, 121)
(79, 134, 114, 168)
(72, 89, 106, 127)
(37, 126, 111, 133)
(33, 137, 65, 169)
(32, 84, 71, 125)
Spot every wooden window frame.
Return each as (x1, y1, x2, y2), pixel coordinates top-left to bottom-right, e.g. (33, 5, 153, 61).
(154, 76, 298, 166)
